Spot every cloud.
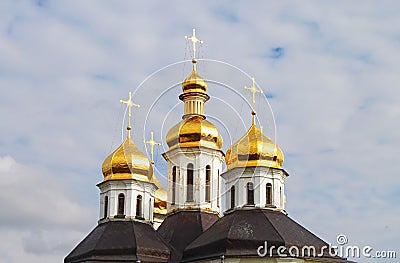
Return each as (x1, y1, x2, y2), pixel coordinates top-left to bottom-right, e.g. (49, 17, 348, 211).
(0, 155, 96, 261)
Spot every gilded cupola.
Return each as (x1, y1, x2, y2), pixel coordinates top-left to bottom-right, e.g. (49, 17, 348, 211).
(166, 114, 223, 151)
(101, 137, 153, 182)
(225, 112, 284, 170)
(102, 92, 154, 182)
(181, 64, 208, 94)
(178, 61, 210, 117)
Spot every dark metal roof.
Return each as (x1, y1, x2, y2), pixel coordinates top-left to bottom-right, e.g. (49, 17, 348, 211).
(64, 220, 171, 263)
(183, 208, 351, 262)
(157, 210, 219, 262)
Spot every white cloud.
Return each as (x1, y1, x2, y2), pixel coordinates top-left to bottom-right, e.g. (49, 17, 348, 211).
(0, 155, 96, 261)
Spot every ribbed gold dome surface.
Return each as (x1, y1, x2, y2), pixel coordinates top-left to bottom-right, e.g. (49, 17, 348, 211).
(225, 123, 284, 170)
(182, 68, 208, 94)
(102, 137, 153, 182)
(166, 115, 223, 151)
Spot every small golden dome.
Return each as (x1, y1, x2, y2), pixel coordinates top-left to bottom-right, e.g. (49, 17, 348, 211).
(151, 175, 167, 215)
(102, 137, 153, 182)
(225, 123, 284, 170)
(166, 115, 223, 151)
(182, 67, 208, 94)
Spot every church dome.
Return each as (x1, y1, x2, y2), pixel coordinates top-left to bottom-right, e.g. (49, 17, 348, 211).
(225, 117, 284, 170)
(102, 137, 153, 182)
(166, 115, 223, 151)
(182, 67, 208, 94)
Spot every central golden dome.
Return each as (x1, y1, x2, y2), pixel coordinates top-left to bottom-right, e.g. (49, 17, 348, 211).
(225, 121, 284, 170)
(166, 115, 223, 151)
(166, 62, 222, 151)
(102, 137, 153, 182)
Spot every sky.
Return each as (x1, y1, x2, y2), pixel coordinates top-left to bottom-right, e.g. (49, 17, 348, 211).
(0, 0, 399, 262)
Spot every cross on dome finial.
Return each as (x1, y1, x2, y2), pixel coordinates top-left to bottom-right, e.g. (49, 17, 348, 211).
(120, 92, 140, 139)
(245, 77, 263, 126)
(244, 77, 263, 111)
(144, 131, 161, 164)
(185, 28, 203, 63)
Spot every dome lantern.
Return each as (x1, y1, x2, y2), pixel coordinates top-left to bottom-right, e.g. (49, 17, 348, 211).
(180, 29, 209, 117)
(166, 28, 223, 151)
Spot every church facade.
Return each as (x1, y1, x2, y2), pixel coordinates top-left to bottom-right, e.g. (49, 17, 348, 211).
(65, 30, 352, 263)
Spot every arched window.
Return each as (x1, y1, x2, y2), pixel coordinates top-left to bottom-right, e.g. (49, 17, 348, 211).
(205, 165, 211, 202)
(136, 195, 142, 218)
(230, 186, 235, 209)
(118, 193, 125, 215)
(280, 187, 283, 207)
(172, 166, 176, 205)
(266, 183, 272, 206)
(104, 196, 108, 218)
(187, 163, 194, 202)
(247, 182, 254, 205)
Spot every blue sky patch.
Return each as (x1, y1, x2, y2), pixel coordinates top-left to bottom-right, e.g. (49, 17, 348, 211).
(213, 6, 239, 23)
(14, 137, 30, 147)
(92, 74, 117, 82)
(303, 21, 320, 35)
(270, 47, 284, 59)
(36, 0, 47, 7)
(358, 96, 377, 110)
(319, 148, 335, 153)
(264, 92, 275, 99)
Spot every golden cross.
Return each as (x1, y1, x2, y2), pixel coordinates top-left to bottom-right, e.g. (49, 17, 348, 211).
(120, 92, 140, 138)
(244, 77, 263, 110)
(185, 28, 203, 60)
(144, 131, 161, 164)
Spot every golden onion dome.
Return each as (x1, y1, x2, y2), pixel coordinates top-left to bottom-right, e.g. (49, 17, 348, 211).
(182, 67, 208, 94)
(151, 175, 167, 215)
(166, 115, 223, 151)
(102, 137, 153, 182)
(225, 122, 284, 170)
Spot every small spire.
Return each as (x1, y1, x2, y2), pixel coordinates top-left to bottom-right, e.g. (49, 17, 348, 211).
(244, 77, 263, 111)
(144, 131, 161, 164)
(120, 92, 140, 138)
(251, 110, 256, 125)
(185, 28, 203, 65)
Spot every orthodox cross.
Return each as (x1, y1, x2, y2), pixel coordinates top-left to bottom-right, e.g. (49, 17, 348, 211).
(144, 131, 161, 164)
(185, 28, 203, 61)
(120, 91, 140, 138)
(244, 77, 263, 111)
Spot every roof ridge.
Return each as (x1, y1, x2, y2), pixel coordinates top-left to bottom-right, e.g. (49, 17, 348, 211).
(259, 209, 286, 244)
(130, 221, 138, 256)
